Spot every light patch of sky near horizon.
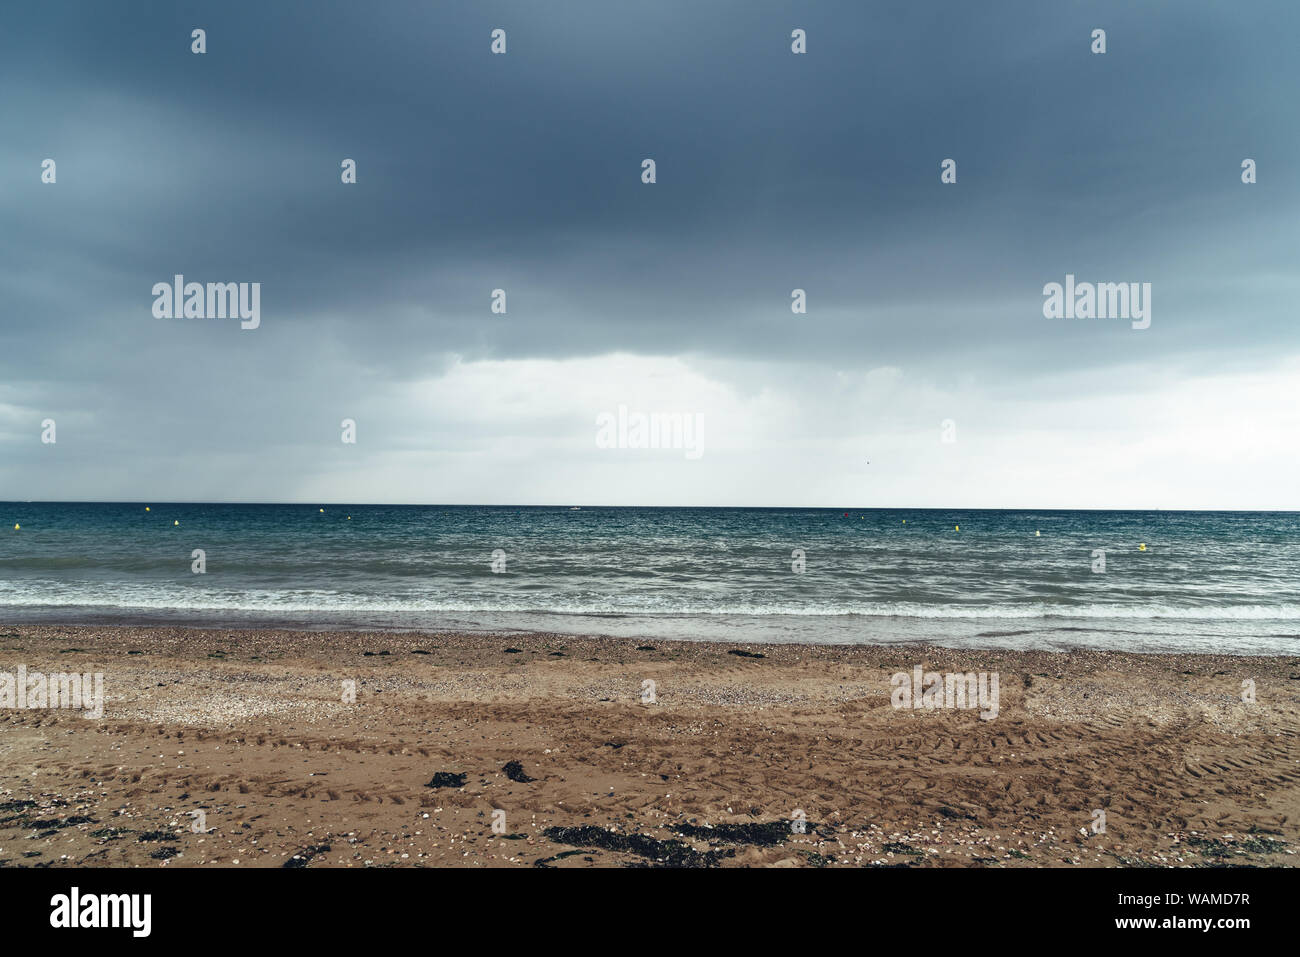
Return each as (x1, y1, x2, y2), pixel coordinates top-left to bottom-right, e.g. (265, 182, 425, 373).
(4, 353, 1296, 510)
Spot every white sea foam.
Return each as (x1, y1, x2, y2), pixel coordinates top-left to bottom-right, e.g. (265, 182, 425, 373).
(1, 582, 1297, 620)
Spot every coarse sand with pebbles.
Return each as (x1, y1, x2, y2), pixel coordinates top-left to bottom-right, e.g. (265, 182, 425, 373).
(1, 624, 1298, 868)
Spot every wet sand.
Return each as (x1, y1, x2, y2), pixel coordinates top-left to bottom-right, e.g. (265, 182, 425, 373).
(1, 624, 1297, 867)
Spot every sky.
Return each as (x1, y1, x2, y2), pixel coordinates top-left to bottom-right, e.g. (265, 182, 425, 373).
(1, 0, 1297, 509)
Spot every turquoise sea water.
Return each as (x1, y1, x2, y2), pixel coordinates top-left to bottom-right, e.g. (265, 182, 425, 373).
(1, 503, 1297, 653)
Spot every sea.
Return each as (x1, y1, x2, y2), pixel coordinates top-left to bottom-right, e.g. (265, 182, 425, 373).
(1, 503, 1297, 654)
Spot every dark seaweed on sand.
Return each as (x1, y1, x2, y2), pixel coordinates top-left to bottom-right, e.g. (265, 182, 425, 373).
(543, 826, 734, 868)
(136, 830, 176, 842)
(502, 760, 535, 783)
(672, 820, 797, 846)
(24, 816, 94, 831)
(425, 771, 468, 788)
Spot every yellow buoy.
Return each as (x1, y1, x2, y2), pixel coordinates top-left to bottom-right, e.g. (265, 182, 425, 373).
(174, 520, 179, 526)
(1035, 530, 1041, 537)
(347, 516, 352, 520)
(902, 519, 906, 524)
(955, 525, 959, 531)
(13, 524, 18, 530)
(1138, 543, 1146, 551)
(145, 506, 150, 512)
(319, 508, 324, 513)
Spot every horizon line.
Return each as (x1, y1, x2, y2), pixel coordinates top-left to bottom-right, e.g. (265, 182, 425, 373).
(3, 501, 1298, 513)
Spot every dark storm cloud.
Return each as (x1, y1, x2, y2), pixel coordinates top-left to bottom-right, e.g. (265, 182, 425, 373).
(0, 1, 1296, 502)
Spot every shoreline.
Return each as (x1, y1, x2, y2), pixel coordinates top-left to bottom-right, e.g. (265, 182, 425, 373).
(1, 624, 1297, 867)
(3, 611, 1293, 657)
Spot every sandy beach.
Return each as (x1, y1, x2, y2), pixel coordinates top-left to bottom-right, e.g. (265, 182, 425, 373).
(1, 624, 1297, 868)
